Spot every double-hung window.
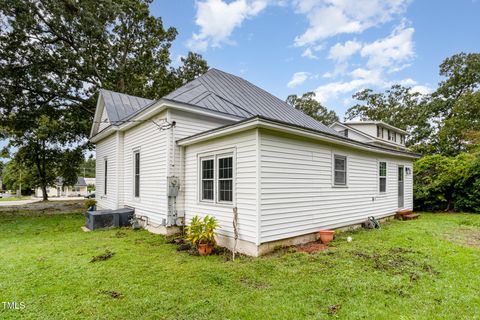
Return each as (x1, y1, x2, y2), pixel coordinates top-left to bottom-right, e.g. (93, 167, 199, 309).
(104, 159, 108, 195)
(334, 155, 347, 186)
(201, 158, 214, 201)
(134, 151, 140, 198)
(379, 161, 387, 193)
(200, 153, 234, 203)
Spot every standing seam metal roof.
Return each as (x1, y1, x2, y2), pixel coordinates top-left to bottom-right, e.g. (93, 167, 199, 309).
(100, 69, 339, 134)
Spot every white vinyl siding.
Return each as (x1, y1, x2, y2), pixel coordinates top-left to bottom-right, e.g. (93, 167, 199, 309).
(169, 109, 234, 214)
(95, 133, 119, 210)
(259, 131, 413, 243)
(122, 111, 169, 225)
(184, 130, 258, 244)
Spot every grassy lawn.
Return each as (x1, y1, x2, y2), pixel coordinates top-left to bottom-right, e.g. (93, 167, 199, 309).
(0, 196, 30, 202)
(1, 209, 480, 319)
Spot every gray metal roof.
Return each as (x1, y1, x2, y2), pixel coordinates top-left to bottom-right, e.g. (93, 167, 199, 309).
(98, 69, 338, 134)
(100, 89, 154, 123)
(164, 69, 338, 134)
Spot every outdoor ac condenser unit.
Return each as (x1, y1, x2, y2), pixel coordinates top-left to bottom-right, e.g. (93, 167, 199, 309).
(84, 208, 135, 231)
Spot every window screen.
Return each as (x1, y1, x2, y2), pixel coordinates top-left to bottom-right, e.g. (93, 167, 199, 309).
(218, 157, 233, 202)
(134, 152, 140, 197)
(379, 161, 387, 193)
(334, 155, 347, 186)
(201, 159, 214, 200)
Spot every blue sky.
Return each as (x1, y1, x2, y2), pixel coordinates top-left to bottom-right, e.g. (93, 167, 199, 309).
(1, 0, 479, 160)
(153, 0, 479, 116)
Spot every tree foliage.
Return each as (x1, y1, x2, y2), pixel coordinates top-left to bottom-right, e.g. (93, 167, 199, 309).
(346, 53, 480, 155)
(346, 85, 432, 149)
(414, 152, 480, 213)
(0, 0, 208, 199)
(286, 92, 339, 126)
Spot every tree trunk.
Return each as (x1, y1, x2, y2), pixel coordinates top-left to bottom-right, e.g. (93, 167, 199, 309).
(41, 183, 48, 201)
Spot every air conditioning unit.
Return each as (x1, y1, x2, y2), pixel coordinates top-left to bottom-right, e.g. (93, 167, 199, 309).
(84, 208, 135, 231)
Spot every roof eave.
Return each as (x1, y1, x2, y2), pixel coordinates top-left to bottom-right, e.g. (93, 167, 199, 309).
(178, 116, 421, 159)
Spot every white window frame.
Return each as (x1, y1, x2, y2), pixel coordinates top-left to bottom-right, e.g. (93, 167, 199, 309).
(378, 161, 387, 194)
(198, 148, 236, 205)
(103, 157, 108, 196)
(200, 156, 215, 202)
(217, 154, 234, 204)
(332, 154, 348, 187)
(133, 149, 141, 199)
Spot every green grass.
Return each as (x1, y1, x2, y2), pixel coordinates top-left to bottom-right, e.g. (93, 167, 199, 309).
(1, 210, 480, 319)
(0, 196, 30, 202)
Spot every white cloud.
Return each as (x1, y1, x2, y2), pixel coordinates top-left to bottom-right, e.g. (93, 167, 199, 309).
(287, 72, 310, 88)
(187, 0, 269, 51)
(411, 85, 432, 95)
(328, 40, 362, 62)
(293, 0, 410, 47)
(302, 47, 318, 59)
(360, 23, 415, 70)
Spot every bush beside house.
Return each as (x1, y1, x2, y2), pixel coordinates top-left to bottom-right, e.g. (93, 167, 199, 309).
(414, 152, 480, 213)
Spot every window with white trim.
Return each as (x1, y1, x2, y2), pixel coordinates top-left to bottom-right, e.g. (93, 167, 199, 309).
(201, 158, 214, 201)
(134, 151, 140, 198)
(379, 161, 387, 193)
(334, 155, 347, 186)
(218, 156, 233, 202)
(104, 159, 108, 195)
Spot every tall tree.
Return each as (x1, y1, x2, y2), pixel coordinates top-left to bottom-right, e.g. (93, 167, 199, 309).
(346, 85, 432, 150)
(0, 0, 208, 200)
(286, 92, 339, 126)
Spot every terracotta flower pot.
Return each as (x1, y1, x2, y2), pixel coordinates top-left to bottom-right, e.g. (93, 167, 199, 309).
(319, 230, 335, 245)
(197, 243, 214, 256)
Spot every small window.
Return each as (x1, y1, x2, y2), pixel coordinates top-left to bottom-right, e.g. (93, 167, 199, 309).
(388, 130, 391, 141)
(393, 132, 397, 142)
(134, 151, 140, 198)
(379, 162, 387, 193)
(334, 155, 347, 186)
(104, 159, 108, 195)
(381, 128, 384, 139)
(377, 126, 381, 138)
(218, 156, 233, 202)
(201, 159, 214, 201)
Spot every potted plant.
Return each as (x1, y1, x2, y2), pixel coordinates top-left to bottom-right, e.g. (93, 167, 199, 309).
(319, 230, 335, 245)
(186, 215, 219, 256)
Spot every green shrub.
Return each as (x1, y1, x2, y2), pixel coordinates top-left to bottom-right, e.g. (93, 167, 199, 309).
(85, 199, 97, 210)
(185, 215, 219, 246)
(414, 152, 480, 212)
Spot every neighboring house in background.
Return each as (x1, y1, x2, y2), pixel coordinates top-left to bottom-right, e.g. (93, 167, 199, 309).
(90, 68, 420, 256)
(330, 121, 408, 150)
(34, 177, 88, 198)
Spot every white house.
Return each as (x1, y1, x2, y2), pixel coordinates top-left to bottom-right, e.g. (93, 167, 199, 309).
(90, 69, 419, 256)
(34, 177, 88, 198)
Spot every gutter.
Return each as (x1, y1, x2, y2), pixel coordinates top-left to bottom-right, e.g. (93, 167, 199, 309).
(177, 116, 421, 159)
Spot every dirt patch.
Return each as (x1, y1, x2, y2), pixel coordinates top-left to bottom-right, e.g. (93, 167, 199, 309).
(0, 200, 84, 215)
(99, 290, 123, 299)
(240, 277, 270, 290)
(327, 304, 341, 316)
(351, 247, 438, 278)
(445, 228, 480, 248)
(296, 242, 329, 254)
(90, 250, 115, 263)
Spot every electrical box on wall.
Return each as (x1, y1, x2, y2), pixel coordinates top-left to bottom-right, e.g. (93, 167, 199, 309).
(167, 176, 180, 197)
